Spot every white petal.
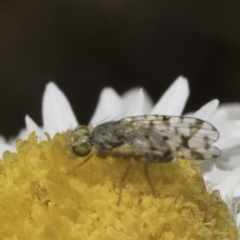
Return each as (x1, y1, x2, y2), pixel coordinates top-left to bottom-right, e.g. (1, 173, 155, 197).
(203, 169, 230, 186)
(25, 115, 41, 135)
(125, 89, 144, 116)
(0, 143, 16, 157)
(12, 128, 29, 142)
(0, 135, 7, 144)
(90, 88, 124, 125)
(215, 145, 240, 170)
(7, 128, 28, 148)
(215, 103, 240, 121)
(216, 138, 240, 151)
(151, 76, 189, 115)
(213, 104, 240, 151)
(42, 82, 78, 136)
(200, 159, 215, 174)
(122, 87, 153, 114)
(213, 165, 240, 207)
(233, 184, 240, 198)
(193, 99, 219, 123)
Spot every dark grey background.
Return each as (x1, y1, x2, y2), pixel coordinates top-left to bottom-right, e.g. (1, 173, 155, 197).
(0, 0, 240, 137)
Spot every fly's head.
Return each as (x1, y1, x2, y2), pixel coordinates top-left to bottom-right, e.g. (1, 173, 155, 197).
(71, 125, 92, 156)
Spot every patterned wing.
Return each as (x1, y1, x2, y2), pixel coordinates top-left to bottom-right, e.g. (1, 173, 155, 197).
(111, 115, 221, 162)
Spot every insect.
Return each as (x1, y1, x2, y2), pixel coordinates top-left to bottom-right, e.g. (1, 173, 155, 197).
(69, 115, 220, 205)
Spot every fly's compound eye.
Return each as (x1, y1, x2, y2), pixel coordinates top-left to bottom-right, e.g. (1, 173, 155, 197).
(72, 142, 92, 156)
(71, 125, 92, 156)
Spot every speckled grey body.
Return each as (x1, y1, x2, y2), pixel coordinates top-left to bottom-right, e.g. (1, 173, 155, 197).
(70, 115, 221, 162)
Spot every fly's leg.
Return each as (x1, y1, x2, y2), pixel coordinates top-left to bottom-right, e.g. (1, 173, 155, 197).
(67, 154, 92, 175)
(117, 158, 134, 206)
(144, 161, 159, 198)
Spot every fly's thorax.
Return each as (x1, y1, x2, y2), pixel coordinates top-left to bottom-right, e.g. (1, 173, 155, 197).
(71, 125, 93, 156)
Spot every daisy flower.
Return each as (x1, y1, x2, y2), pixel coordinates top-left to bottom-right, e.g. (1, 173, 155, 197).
(0, 77, 238, 239)
(201, 103, 240, 232)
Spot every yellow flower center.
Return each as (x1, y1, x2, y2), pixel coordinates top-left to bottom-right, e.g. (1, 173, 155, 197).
(0, 132, 237, 239)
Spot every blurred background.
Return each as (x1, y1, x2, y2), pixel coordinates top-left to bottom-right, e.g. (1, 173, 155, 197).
(0, 0, 240, 137)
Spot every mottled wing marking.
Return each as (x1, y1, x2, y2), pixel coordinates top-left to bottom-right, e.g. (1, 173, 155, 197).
(107, 115, 221, 161)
